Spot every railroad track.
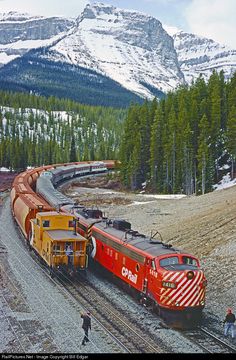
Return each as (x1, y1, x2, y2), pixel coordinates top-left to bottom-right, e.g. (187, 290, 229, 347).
(55, 270, 167, 353)
(181, 327, 236, 353)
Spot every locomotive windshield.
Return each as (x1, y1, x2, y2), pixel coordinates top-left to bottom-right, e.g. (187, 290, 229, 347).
(160, 257, 179, 267)
(159, 256, 199, 270)
(182, 256, 198, 266)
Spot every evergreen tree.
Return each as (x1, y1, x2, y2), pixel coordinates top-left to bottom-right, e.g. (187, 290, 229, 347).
(226, 105, 236, 178)
(69, 135, 77, 162)
(150, 101, 164, 192)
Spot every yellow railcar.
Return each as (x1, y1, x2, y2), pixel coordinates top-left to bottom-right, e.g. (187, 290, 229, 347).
(30, 211, 88, 273)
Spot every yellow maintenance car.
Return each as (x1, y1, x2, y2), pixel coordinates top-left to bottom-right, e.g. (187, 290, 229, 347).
(30, 211, 88, 274)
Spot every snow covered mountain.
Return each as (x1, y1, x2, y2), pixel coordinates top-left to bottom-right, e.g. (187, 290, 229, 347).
(0, 3, 235, 105)
(46, 3, 184, 98)
(0, 11, 75, 67)
(163, 26, 236, 84)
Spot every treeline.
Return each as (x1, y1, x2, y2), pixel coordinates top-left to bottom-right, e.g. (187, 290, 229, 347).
(120, 71, 236, 194)
(0, 91, 126, 170)
(0, 52, 143, 108)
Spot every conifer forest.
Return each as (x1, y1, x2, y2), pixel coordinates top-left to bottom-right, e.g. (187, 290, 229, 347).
(0, 91, 126, 170)
(0, 70, 236, 195)
(120, 71, 236, 195)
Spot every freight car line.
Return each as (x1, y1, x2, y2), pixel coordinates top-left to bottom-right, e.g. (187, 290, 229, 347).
(54, 270, 166, 353)
(4, 193, 166, 352)
(181, 327, 236, 354)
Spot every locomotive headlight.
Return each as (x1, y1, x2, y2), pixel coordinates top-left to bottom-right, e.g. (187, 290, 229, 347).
(187, 271, 194, 280)
(200, 300, 205, 306)
(162, 281, 177, 289)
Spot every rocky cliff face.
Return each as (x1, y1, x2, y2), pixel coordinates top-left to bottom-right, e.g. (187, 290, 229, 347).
(0, 11, 74, 66)
(48, 3, 184, 98)
(171, 30, 236, 84)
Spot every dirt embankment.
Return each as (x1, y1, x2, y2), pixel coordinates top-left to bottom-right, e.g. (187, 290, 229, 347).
(0, 172, 17, 193)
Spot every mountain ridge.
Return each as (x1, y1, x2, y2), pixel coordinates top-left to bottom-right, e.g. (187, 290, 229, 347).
(0, 3, 235, 106)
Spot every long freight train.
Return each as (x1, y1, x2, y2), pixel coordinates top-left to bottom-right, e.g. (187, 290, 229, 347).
(11, 161, 207, 329)
(10, 161, 111, 275)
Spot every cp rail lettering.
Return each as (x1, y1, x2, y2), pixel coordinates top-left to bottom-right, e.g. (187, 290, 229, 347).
(122, 266, 138, 284)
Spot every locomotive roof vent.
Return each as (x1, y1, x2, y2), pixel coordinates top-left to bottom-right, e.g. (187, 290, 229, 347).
(162, 243, 173, 249)
(113, 219, 131, 232)
(124, 229, 146, 240)
(85, 209, 103, 219)
(149, 239, 162, 244)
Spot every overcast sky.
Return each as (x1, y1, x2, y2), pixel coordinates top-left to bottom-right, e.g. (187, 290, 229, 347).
(0, 0, 235, 48)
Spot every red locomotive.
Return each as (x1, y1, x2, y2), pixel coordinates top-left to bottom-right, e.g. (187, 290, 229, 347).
(62, 205, 207, 329)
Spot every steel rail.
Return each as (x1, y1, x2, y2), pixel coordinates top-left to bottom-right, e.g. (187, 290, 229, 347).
(55, 270, 165, 353)
(181, 327, 236, 354)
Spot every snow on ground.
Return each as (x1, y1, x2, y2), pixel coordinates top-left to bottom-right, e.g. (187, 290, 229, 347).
(213, 173, 236, 190)
(140, 194, 186, 200)
(0, 167, 10, 172)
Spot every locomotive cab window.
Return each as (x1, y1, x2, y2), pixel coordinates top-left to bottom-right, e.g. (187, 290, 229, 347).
(182, 256, 198, 266)
(160, 257, 179, 268)
(42, 220, 50, 228)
